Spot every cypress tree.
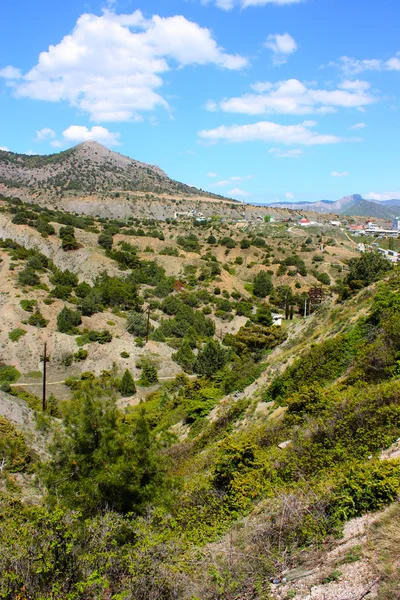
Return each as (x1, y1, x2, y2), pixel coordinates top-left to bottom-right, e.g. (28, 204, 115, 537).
(120, 369, 136, 396)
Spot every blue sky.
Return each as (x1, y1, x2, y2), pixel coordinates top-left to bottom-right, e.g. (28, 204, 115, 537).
(1, 0, 399, 204)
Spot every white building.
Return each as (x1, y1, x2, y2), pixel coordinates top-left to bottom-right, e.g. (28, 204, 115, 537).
(272, 313, 284, 326)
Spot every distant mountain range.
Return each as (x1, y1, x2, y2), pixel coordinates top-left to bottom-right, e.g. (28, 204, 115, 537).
(269, 194, 400, 219)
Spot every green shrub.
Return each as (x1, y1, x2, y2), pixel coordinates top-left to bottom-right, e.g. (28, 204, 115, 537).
(20, 299, 37, 312)
(28, 310, 48, 328)
(57, 306, 82, 334)
(74, 349, 88, 361)
(0, 416, 31, 472)
(9, 328, 27, 342)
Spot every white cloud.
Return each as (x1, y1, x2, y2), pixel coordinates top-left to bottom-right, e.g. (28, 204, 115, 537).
(269, 147, 303, 158)
(201, 0, 302, 9)
(210, 175, 252, 187)
(50, 140, 63, 148)
(199, 120, 343, 146)
(35, 127, 56, 141)
(330, 171, 349, 177)
(264, 33, 297, 65)
(0, 146, 9, 151)
(285, 192, 294, 199)
(61, 125, 121, 145)
(0, 66, 21, 79)
(227, 188, 251, 197)
(0, 9, 247, 123)
(207, 171, 218, 177)
(365, 191, 400, 201)
(205, 78, 376, 116)
(24, 150, 36, 155)
(349, 122, 366, 130)
(332, 54, 400, 75)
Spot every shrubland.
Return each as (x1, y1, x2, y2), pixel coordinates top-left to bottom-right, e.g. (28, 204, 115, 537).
(0, 195, 399, 598)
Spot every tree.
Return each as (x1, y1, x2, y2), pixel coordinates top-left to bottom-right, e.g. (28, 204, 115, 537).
(18, 268, 40, 287)
(195, 340, 228, 378)
(254, 303, 273, 326)
(346, 251, 392, 290)
(98, 231, 113, 251)
(139, 360, 158, 386)
(253, 271, 273, 298)
(127, 311, 148, 337)
(42, 393, 172, 515)
(120, 369, 136, 396)
(57, 306, 82, 334)
(207, 235, 217, 244)
(240, 239, 251, 249)
(172, 340, 197, 373)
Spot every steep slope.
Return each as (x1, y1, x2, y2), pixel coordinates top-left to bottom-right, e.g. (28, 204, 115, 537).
(0, 141, 227, 199)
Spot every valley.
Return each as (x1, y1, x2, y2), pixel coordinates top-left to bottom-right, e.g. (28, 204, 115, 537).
(0, 144, 399, 600)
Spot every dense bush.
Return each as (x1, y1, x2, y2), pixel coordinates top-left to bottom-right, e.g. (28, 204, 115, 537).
(57, 306, 82, 334)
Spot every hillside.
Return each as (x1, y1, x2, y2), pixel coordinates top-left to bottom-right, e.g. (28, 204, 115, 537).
(0, 141, 228, 201)
(0, 196, 399, 599)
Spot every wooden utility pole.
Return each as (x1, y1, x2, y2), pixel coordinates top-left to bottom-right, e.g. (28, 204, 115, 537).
(145, 305, 151, 344)
(42, 342, 47, 412)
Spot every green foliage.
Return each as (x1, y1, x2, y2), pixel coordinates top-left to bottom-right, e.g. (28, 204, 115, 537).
(139, 360, 158, 386)
(8, 328, 27, 342)
(42, 395, 173, 515)
(340, 251, 393, 299)
(176, 233, 200, 252)
(172, 340, 197, 373)
(18, 267, 40, 287)
(253, 271, 274, 298)
(50, 268, 78, 287)
(74, 349, 88, 361)
(127, 311, 149, 337)
(224, 323, 286, 356)
(195, 340, 229, 378)
(120, 369, 136, 396)
(20, 299, 37, 312)
(57, 306, 82, 334)
(329, 460, 400, 523)
(28, 309, 48, 328)
(0, 364, 21, 385)
(98, 231, 113, 250)
(0, 416, 31, 472)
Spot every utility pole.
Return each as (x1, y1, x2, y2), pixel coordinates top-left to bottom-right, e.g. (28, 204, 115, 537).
(42, 342, 47, 412)
(304, 296, 308, 318)
(145, 305, 151, 344)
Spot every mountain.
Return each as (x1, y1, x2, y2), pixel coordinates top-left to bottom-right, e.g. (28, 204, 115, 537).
(341, 199, 397, 219)
(270, 193, 398, 219)
(0, 141, 227, 200)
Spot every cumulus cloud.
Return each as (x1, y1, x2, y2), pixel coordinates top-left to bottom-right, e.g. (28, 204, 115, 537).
(0, 66, 21, 79)
(365, 191, 400, 201)
(330, 171, 349, 177)
(199, 120, 343, 145)
(61, 125, 121, 145)
(269, 147, 303, 158)
(227, 188, 251, 197)
(331, 54, 400, 75)
(285, 192, 294, 199)
(207, 171, 218, 177)
(201, 0, 302, 9)
(264, 33, 297, 65)
(0, 146, 9, 151)
(349, 122, 366, 130)
(0, 9, 247, 123)
(35, 128, 56, 141)
(24, 150, 36, 155)
(205, 78, 376, 116)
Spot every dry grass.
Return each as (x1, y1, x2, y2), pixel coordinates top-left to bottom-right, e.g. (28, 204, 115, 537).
(369, 502, 400, 599)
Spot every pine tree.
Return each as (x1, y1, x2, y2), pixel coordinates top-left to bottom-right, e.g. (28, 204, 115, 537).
(253, 271, 274, 298)
(120, 369, 136, 396)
